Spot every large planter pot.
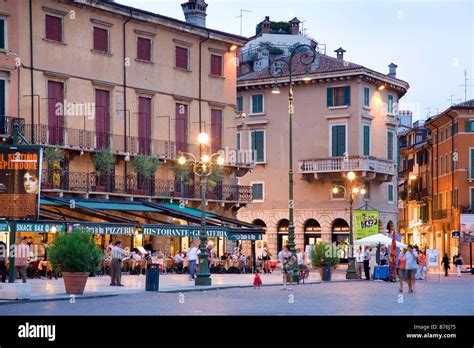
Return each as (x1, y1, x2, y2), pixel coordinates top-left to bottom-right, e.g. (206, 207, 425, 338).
(62, 272, 89, 294)
(318, 266, 333, 281)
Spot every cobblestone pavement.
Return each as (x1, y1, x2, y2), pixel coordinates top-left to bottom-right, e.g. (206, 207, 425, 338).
(0, 274, 472, 315)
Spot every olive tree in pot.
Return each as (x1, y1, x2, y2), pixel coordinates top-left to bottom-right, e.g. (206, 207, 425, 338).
(131, 155, 160, 195)
(310, 242, 341, 281)
(172, 163, 192, 197)
(48, 229, 103, 294)
(205, 166, 224, 199)
(92, 148, 115, 191)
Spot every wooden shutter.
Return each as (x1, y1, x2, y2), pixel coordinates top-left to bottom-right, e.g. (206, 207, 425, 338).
(332, 125, 345, 156)
(327, 87, 333, 107)
(95, 89, 110, 149)
(252, 95, 262, 113)
(175, 104, 187, 153)
(251, 131, 264, 162)
(343, 86, 351, 106)
(176, 47, 188, 69)
(363, 125, 370, 156)
(236, 96, 243, 112)
(465, 120, 472, 132)
(93, 27, 108, 53)
(387, 132, 393, 160)
(211, 109, 222, 153)
(138, 97, 151, 154)
(211, 55, 222, 76)
(252, 184, 262, 200)
(0, 20, 4, 49)
(137, 37, 151, 61)
(0, 80, 4, 134)
(471, 148, 474, 179)
(45, 15, 62, 42)
(236, 132, 241, 151)
(47, 81, 64, 145)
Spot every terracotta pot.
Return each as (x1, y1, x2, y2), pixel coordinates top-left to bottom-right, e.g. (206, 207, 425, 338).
(62, 272, 89, 294)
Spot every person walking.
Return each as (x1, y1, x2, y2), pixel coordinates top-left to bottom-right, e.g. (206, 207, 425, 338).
(262, 242, 272, 274)
(397, 249, 407, 292)
(0, 241, 7, 283)
(14, 237, 30, 283)
(363, 247, 371, 280)
(355, 246, 364, 279)
(416, 248, 426, 280)
(281, 245, 296, 291)
(110, 240, 128, 286)
(186, 241, 199, 281)
(404, 244, 417, 293)
(453, 253, 463, 277)
(441, 253, 450, 277)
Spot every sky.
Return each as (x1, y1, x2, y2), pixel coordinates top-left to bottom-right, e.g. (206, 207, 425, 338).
(117, 0, 473, 121)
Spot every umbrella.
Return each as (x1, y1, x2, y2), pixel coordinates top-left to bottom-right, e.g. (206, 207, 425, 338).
(354, 233, 407, 248)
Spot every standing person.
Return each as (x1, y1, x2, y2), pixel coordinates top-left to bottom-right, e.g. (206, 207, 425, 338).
(404, 244, 417, 293)
(281, 245, 296, 291)
(398, 249, 407, 292)
(0, 241, 7, 283)
(441, 253, 450, 277)
(453, 253, 463, 277)
(253, 269, 262, 289)
(186, 241, 199, 281)
(262, 243, 272, 274)
(363, 247, 371, 280)
(14, 237, 30, 283)
(355, 246, 364, 279)
(110, 240, 127, 287)
(416, 248, 426, 280)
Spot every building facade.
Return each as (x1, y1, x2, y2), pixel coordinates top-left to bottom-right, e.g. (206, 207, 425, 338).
(236, 16, 409, 257)
(1, 0, 257, 256)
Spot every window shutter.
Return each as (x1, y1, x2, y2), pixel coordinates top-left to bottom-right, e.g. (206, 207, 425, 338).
(466, 120, 472, 132)
(236, 96, 243, 112)
(176, 47, 188, 69)
(363, 126, 370, 156)
(236, 132, 241, 151)
(331, 126, 337, 156)
(0, 20, 4, 49)
(137, 37, 151, 61)
(138, 97, 151, 154)
(471, 148, 474, 179)
(175, 104, 187, 153)
(211, 109, 222, 153)
(338, 126, 346, 156)
(93, 27, 108, 53)
(471, 187, 474, 209)
(255, 131, 264, 162)
(327, 87, 333, 107)
(343, 86, 350, 106)
(387, 132, 393, 160)
(46, 15, 62, 42)
(0, 80, 4, 117)
(252, 184, 262, 200)
(211, 55, 222, 76)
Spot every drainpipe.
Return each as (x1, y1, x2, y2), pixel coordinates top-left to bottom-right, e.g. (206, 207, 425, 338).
(29, 0, 34, 142)
(123, 10, 133, 191)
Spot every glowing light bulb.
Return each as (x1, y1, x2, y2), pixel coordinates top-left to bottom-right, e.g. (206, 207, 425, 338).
(347, 171, 356, 181)
(198, 132, 209, 145)
(178, 156, 186, 165)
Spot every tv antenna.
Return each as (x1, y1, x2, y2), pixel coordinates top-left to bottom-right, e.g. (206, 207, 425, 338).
(458, 70, 473, 101)
(300, 19, 307, 35)
(236, 9, 252, 36)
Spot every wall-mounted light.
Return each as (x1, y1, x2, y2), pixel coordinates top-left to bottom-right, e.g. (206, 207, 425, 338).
(229, 44, 238, 52)
(378, 85, 386, 91)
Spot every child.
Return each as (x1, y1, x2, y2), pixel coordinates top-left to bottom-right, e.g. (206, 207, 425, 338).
(253, 269, 262, 289)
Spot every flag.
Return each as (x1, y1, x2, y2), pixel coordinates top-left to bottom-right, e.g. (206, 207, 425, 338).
(389, 231, 397, 278)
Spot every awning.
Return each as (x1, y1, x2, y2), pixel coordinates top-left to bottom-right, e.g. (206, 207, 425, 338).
(0, 222, 10, 232)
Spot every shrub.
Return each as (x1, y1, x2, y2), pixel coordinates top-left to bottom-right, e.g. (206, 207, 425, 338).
(309, 242, 341, 268)
(48, 229, 103, 273)
(92, 148, 115, 175)
(131, 155, 160, 178)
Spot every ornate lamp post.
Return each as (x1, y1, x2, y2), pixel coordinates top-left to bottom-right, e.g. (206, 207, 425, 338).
(268, 44, 317, 281)
(177, 132, 224, 286)
(332, 171, 366, 279)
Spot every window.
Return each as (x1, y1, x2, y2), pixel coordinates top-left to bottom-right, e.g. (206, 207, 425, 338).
(45, 14, 62, 42)
(388, 184, 394, 203)
(434, 132, 438, 144)
(387, 95, 394, 114)
(363, 87, 370, 107)
(175, 46, 189, 70)
(327, 86, 350, 107)
(0, 18, 6, 49)
(439, 193, 443, 209)
(465, 120, 474, 132)
(387, 131, 394, 160)
(138, 97, 151, 154)
(95, 89, 110, 149)
(446, 128, 449, 139)
(453, 188, 458, 208)
(363, 125, 370, 156)
(433, 195, 438, 211)
(251, 182, 264, 202)
(445, 154, 448, 173)
(47, 81, 64, 145)
(211, 109, 222, 153)
(251, 94, 264, 114)
(210, 54, 223, 76)
(332, 180, 345, 199)
(452, 121, 458, 135)
(236, 131, 241, 151)
(440, 129, 443, 142)
(249, 130, 265, 163)
(137, 37, 152, 61)
(471, 187, 474, 210)
(175, 103, 188, 153)
(440, 156, 443, 175)
(93, 27, 108, 53)
(434, 158, 438, 177)
(331, 124, 346, 157)
(470, 148, 474, 179)
(236, 96, 243, 113)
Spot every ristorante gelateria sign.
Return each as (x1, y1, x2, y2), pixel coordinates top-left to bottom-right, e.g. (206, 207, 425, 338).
(141, 225, 262, 240)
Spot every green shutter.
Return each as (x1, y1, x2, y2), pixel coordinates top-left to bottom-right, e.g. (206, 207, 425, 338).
(327, 87, 333, 107)
(255, 131, 264, 162)
(343, 86, 350, 106)
(465, 120, 472, 132)
(0, 79, 4, 116)
(471, 148, 474, 179)
(331, 126, 337, 156)
(0, 20, 4, 49)
(363, 125, 370, 156)
(387, 132, 393, 160)
(471, 188, 474, 209)
(252, 184, 263, 200)
(237, 96, 243, 112)
(236, 132, 241, 151)
(332, 125, 345, 156)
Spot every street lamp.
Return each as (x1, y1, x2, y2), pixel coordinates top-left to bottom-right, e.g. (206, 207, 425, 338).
(268, 44, 317, 281)
(332, 171, 366, 279)
(177, 132, 224, 286)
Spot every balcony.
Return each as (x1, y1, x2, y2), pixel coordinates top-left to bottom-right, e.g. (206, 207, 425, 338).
(40, 170, 252, 203)
(432, 209, 448, 220)
(298, 156, 396, 182)
(0, 116, 25, 136)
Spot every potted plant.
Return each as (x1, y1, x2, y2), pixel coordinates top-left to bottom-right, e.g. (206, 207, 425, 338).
(131, 155, 160, 195)
(206, 166, 224, 199)
(92, 148, 115, 192)
(43, 147, 64, 189)
(48, 229, 103, 294)
(310, 242, 341, 281)
(172, 162, 192, 197)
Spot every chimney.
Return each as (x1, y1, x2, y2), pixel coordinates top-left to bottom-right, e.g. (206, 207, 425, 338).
(289, 17, 301, 35)
(334, 47, 346, 60)
(181, 0, 208, 27)
(261, 16, 271, 34)
(388, 63, 398, 77)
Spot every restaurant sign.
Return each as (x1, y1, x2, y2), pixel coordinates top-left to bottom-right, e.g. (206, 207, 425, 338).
(227, 233, 262, 241)
(0, 222, 10, 232)
(142, 225, 227, 238)
(68, 223, 135, 235)
(15, 222, 66, 233)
